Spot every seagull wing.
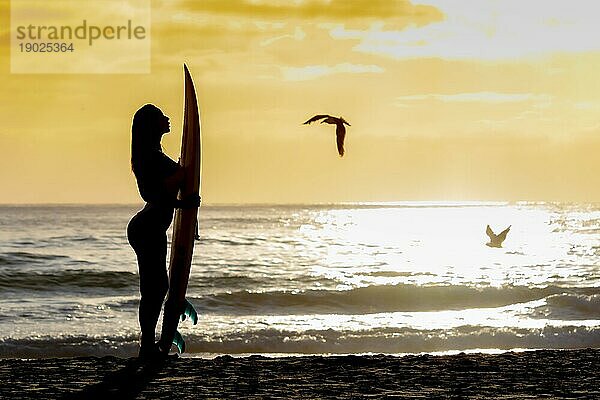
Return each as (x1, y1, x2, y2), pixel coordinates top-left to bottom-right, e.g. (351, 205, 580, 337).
(486, 225, 495, 240)
(497, 225, 511, 243)
(336, 123, 346, 157)
(304, 115, 330, 125)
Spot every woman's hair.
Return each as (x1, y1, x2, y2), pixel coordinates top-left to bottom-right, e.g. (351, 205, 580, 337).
(131, 104, 164, 177)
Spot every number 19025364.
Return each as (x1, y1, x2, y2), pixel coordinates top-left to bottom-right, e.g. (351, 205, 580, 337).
(19, 42, 75, 52)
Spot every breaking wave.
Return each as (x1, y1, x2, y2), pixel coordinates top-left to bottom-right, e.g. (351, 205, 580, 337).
(191, 284, 600, 315)
(3, 325, 600, 358)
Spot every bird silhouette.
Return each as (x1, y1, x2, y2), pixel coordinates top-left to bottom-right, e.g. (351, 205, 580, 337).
(303, 115, 351, 157)
(486, 225, 511, 248)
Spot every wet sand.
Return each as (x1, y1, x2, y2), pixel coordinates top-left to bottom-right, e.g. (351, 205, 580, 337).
(1, 349, 599, 399)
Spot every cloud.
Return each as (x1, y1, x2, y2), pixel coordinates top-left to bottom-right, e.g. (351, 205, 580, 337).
(396, 92, 552, 104)
(176, 0, 444, 26)
(328, 0, 600, 60)
(282, 62, 384, 81)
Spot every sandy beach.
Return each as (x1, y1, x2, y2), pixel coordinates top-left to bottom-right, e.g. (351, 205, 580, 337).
(0, 349, 598, 399)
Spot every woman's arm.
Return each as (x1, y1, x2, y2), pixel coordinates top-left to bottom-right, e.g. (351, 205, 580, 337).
(174, 194, 201, 209)
(164, 165, 185, 194)
(162, 165, 200, 209)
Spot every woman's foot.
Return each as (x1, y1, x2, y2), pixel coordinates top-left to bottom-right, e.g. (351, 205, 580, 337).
(138, 343, 170, 363)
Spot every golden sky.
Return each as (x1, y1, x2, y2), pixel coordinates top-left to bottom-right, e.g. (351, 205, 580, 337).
(1, 0, 600, 204)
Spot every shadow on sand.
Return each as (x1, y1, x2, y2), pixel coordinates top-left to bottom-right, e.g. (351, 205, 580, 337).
(65, 359, 165, 400)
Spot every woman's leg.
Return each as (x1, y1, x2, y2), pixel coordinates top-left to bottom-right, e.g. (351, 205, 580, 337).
(128, 218, 169, 354)
(136, 235, 169, 352)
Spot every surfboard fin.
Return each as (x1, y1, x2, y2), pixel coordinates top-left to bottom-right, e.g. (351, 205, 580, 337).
(179, 299, 198, 325)
(172, 330, 186, 353)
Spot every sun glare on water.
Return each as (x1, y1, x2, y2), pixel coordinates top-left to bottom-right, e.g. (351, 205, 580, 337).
(298, 203, 567, 288)
(263, 203, 600, 337)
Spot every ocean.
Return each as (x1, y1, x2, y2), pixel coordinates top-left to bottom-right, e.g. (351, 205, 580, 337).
(1, 203, 599, 358)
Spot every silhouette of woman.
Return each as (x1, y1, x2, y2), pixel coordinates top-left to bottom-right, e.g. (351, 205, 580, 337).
(127, 104, 199, 359)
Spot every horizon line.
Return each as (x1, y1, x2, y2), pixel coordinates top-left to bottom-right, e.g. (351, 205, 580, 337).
(0, 200, 598, 207)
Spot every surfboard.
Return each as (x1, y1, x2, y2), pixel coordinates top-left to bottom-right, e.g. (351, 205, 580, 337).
(159, 64, 201, 353)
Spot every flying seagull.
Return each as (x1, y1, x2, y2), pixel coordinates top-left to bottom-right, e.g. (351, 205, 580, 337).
(486, 225, 511, 248)
(303, 115, 351, 157)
